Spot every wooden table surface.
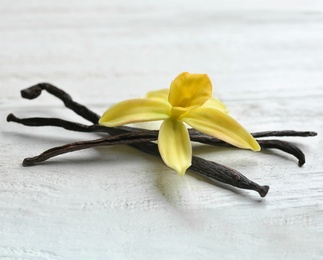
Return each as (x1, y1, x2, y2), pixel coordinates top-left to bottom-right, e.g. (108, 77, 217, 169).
(1, 0, 322, 259)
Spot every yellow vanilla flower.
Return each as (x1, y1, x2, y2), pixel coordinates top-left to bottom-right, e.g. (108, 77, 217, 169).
(99, 72, 260, 175)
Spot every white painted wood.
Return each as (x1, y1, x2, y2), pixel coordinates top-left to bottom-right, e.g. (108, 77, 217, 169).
(1, 0, 322, 259)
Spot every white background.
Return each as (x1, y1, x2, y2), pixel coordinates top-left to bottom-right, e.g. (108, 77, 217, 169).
(1, 0, 322, 259)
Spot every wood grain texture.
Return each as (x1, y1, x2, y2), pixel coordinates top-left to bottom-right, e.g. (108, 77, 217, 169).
(1, 0, 322, 259)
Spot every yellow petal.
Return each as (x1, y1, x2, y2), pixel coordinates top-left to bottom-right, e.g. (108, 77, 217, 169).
(158, 118, 192, 175)
(182, 107, 261, 151)
(146, 88, 169, 102)
(99, 99, 171, 127)
(168, 72, 212, 109)
(202, 97, 229, 113)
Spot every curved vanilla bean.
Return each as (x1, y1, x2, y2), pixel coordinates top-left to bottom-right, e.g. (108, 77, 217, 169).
(188, 132, 308, 166)
(257, 139, 305, 166)
(21, 83, 100, 124)
(23, 131, 158, 166)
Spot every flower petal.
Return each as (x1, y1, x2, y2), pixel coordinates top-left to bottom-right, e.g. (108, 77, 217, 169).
(168, 72, 212, 109)
(202, 97, 229, 113)
(182, 107, 261, 151)
(146, 88, 169, 102)
(158, 118, 192, 175)
(99, 99, 171, 127)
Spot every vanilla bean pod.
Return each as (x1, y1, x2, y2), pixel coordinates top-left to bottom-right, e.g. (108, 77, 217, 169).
(21, 83, 100, 123)
(22, 131, 158, 166)
(7, 113, 107, 133)
(251, 130, 317, 138)
(128, 142, 269, 197)
(257, 140, 306, 166)
(188, 130, 314, 166)
(189, 129, 317, 141)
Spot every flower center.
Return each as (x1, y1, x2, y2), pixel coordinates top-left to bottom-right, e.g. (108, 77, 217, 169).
(171, 106, 189, 119)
